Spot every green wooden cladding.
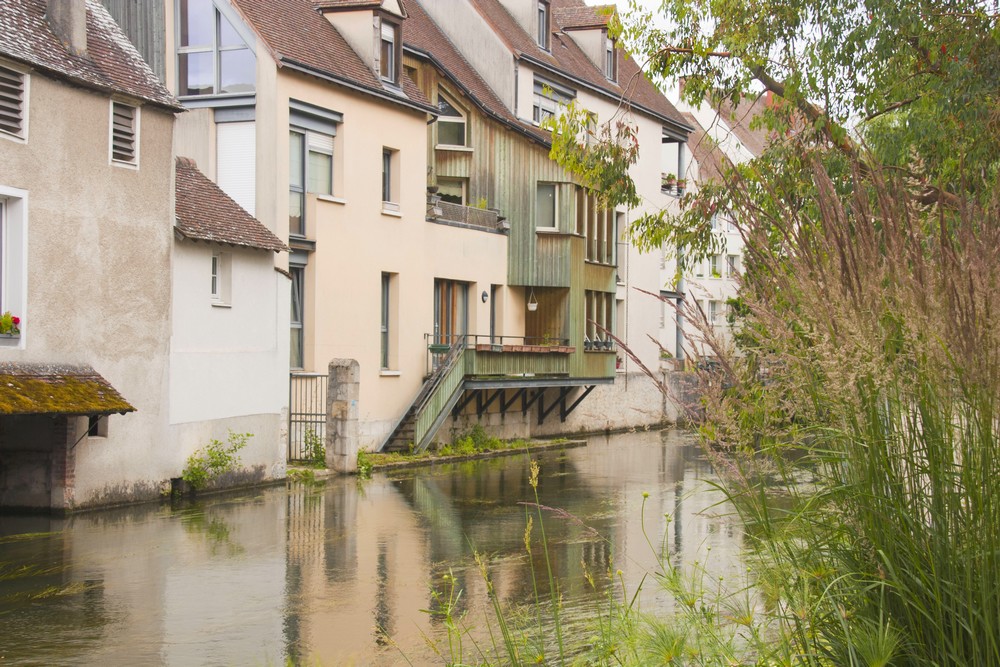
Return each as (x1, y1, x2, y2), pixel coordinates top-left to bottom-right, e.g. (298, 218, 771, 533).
(413, 351, 467, 449)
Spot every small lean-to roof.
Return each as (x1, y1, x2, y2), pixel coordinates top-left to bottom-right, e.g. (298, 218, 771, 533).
(0, 363, 135, 416)
(553, 4, 614, 30)
(174, 157, 287, 252)
(0, 0, 179, 109)
(230, 0, 433, 113)
(404, 0, 550, 144)
(468, 0, 690, 134)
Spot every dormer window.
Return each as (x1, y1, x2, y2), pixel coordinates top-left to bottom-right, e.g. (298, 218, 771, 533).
(379, 18, 401, 85)
(537, 1, 550, 50)
(604, 33, 617, 81)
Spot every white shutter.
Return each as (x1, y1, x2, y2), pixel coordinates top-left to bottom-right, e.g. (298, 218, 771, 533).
(217, 121, 257, 215)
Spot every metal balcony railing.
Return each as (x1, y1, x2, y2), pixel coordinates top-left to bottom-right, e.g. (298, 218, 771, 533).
(426, 195, 508, 233)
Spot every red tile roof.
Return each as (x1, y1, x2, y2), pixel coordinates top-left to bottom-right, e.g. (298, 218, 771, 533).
(0, 0, 178, 109)
(231, 0, 433, 112)
(554, 5, 614, 30)
(403, 0, 550, 144)
(468, 0, 689, 132)
(174, 157, 287, 252)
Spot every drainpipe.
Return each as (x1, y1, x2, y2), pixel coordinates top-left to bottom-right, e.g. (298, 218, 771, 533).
(47, 0, 88, 56)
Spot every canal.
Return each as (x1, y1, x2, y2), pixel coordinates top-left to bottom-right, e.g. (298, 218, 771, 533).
(0, 429, 743, 665)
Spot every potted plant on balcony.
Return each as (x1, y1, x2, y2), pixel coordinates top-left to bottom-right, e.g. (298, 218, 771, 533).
(661, 172, 676, 190)
(0, 312, 21, 338)
(676, 178, 687, 193)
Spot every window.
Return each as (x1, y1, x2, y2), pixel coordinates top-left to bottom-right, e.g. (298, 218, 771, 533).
(726, 254, 740, 277)
(437, 178, 466, 205)
(604, 33, 617, 81)
(436, 91, 467, 147)
(87, 415, 109, 438)
(709, 254, 722, 277)
(110, 101, 139, 165)
(210, 251, 231, 305)
(378, 18, 401, 85)
(576, 187, 615, 263)
(382, 148, 400, 211)
(380, 272, 398, 370)
(433, 279, 468, 346)
(289, 101, 342, 236)
(532, 78, 574, 125)
(290, 266, 304, 369)
(0, 65, 27, 140)
(536, 183, 557, 230)
(0, 187, 27, 347)
(585, 290, 614, 346)
(176, 0, 255, 96)
(709, 300, 721, 325)
(537, 1, 550, 49)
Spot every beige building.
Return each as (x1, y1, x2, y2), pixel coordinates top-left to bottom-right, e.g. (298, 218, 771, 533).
(0, 0, 180, 510)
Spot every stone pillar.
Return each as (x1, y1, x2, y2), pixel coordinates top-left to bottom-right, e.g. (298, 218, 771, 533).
(326, 359, 359, 473)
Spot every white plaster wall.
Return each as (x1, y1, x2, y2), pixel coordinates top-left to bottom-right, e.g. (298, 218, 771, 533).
(565, 29, 604, 73)
(419, 0, 517, 108)
(169, 242, 288, 478)
(323, 11, 377, 77)
(0, 74, 175, 507)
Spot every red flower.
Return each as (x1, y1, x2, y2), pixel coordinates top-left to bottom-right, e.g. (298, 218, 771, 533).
(12, 316, 19, 325)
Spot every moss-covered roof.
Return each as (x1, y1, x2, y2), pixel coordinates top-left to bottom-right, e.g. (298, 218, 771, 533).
(0, 363, 135, 415)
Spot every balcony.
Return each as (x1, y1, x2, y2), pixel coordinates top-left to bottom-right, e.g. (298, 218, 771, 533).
(426, 194, 508, 234)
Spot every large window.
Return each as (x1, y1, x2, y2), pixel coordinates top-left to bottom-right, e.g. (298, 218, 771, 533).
(585, 290, 614, 346)
(0, 65, 27, 141)
(288, 101, 340, 236)
(379, 18, 401, 85)
(434, 279, 468, 346)
(436, 91, 467, 147)
(290, 266, 304, 369)
(536, 183, 557, 230)
(576, 188, 615, 264)
(176, 0, 255, 97)
(537, 1, 550, 49)
(380, 272, 398, 370)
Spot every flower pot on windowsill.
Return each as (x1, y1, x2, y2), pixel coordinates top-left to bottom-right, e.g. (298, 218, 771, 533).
(0, 333, 20, 340)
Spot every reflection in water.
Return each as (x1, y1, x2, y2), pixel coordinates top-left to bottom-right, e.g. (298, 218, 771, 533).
(0, 429, 742, 665)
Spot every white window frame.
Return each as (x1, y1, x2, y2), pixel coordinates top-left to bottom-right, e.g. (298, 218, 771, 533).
(378, 18, 401, 85)
(175, 0, 256, 98)
(210, 250, 232, 306)
(536, 182, 558, 230)
(532, 78, 574, 126)
(382, 147, 400, 213)
(0, 64, 28, 143)
(109, 100, 140, 168)
(604, 32, 617, 82)
(435, 89, 468, 148)
(537, 0, 550, 49)
(726, 254, 740, 277)
(0, 186, 27, 348)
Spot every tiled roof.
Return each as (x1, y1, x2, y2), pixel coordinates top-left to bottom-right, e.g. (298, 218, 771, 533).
(0, 363, 135, 416)
(468, 0, 689, 131)
(403, 0, 550, 144)
(714, 93, 772, 158)
(314, 0, 384, 9)
(554, 5, 613, 30)
(231, 0, 433, 112)
(681, 111, 728, 184)
(174, 157, 287, 252)
(0, 0, 178, 109)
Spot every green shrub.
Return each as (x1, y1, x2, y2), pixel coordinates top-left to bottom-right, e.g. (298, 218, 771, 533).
(356, 449, 374, 479)
(181, 431, 251, 490)
(302, 429, 325, 467)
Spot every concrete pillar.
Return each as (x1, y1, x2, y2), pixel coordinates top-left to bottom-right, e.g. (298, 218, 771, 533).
(326, 359, 359, 473)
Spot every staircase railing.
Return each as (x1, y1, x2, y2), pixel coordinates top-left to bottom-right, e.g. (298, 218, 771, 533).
(377, 335, 467, 452)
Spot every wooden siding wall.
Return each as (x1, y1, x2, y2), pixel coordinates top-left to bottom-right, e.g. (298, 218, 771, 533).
(101, 0, 167, 81)
(525, 287, 569, 341)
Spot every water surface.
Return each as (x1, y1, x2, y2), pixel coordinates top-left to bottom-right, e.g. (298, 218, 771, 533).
(0, 429, 742, 665)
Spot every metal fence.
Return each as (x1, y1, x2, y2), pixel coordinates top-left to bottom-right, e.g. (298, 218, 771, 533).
(288, 373, 327, 462)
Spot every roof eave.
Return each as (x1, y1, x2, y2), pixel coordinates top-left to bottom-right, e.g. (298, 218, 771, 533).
(278, 56, 438, 116)
(174, 226, 287, 253)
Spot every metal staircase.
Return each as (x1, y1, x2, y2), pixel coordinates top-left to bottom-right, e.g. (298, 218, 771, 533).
(378, 337, 468, 452)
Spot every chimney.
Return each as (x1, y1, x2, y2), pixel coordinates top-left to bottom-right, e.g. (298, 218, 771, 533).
(48, 0, 88, 55)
